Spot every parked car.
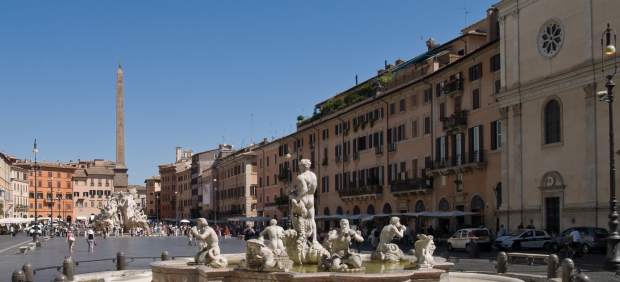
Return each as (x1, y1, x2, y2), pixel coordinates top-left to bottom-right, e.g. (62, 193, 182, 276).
(494, 229, 554, 251)
(556, 227, 609, 254)
(447, 228, 492, 251)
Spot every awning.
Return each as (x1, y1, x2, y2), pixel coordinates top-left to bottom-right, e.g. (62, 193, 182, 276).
(227, 216, 272, 222)
(0, 218, 33, 224)
(76, 216, 88, 220)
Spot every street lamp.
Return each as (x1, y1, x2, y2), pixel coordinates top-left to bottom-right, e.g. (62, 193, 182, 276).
(156, 194, 160, 223)
(175, 190, 179, 227)
(600, 23, 620, 271)
(33, 139, 38, 220)
(212, 178, 217, 223)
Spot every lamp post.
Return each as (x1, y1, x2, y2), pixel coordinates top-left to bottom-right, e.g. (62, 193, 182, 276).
(175, 190, 179, 227)
(156, 194, 160, 223)
(212, 178, 217, 223)
(33, 139, 38, 220)
(600, 23, 620, 271)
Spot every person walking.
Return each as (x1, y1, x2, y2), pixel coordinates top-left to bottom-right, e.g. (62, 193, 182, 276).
(86, 228, 95, 253)
(67, 230, 75, 253)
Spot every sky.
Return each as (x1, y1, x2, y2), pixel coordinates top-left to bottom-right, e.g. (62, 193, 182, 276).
(0, 0, 497, 185)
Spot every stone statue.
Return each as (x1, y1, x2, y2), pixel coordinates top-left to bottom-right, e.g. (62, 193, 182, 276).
(259, 219, 286, 256)
(279, 159, 330, 265)
(371, 217, 406, 262)
(290, 159, 317, 242)
(239, 239, 292, 272)
(93, 190, 149, 235)
(320, 219, 365, 272)
(190, 218, 228, 268)
(409, 234, 436, 269)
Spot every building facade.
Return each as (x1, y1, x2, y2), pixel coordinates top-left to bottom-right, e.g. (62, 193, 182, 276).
(214, 145, 259, 220)
(10, 165, 29, 218)
(496, 0, 620, 234)
(0, 153, 12, 218)
(190, 149, 220, 218)
(145, 176, 161, 220)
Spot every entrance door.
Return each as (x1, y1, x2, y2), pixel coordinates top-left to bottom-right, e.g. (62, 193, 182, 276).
(545, 197, 560, 235)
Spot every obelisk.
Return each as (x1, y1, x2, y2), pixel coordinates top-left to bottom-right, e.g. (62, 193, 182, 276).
(114, 65, 129, 192)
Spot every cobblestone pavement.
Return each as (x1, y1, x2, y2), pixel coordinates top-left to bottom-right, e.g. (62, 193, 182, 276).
(1, 235, 619, 281)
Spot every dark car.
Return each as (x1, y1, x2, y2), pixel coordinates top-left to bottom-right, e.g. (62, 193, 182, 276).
(557, 227, 609, 254)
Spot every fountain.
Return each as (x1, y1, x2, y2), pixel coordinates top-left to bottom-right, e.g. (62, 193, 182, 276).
(149, 159, 467, 282)
(93, 188, 150, 235)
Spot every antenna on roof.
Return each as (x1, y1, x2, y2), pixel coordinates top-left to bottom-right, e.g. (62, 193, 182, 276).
(355, 74, 358, 85)
(384, 60, 387, 68)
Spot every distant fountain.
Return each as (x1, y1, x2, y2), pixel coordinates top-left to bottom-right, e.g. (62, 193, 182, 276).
(93, 188, 149, 235)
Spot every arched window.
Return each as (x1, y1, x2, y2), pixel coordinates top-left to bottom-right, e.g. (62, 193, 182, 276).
(367, 204, 375, 215)
(353, 206, 361, 215)
(544, 99, 561, 144)
(438, 198, 450, 211)
(382, 203, 392, 214)
(415, 200, 425, 212)
(336, 206, 343, 215)
(471, 195, 485, 227)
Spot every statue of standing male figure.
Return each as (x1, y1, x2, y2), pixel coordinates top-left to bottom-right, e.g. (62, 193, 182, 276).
(290, 159, 318, 243)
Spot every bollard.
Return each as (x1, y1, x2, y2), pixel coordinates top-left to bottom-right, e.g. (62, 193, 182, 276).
(53, 273, 67, 282)
(546, 254, 559, 279)
(161, 251, 170, 261)
(22, 263, 34, 282)
(572, 272, 591, 282)
(116, 251, 126, 270)
(62, 257, 75, 281)
(562, 258, 575, 282)
(496, 252, 508, 273)
(11, 270, 25, 282)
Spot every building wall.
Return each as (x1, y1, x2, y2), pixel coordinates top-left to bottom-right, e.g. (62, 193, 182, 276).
(496, 0, 620, 233)
(177, 168, 192, 220)
(17, 163, 76, 221)
(145, 177, 161, 219)
(215, 150, 258, 220)
(0, 154, 12, 218)
(10, 166, 29, 218)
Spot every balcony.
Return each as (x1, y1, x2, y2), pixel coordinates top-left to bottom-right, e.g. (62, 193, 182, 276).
(388, 143, 397, 152)
(338, 184, 383, 201)
(442, 78, 464, 96)
(390, 178, 433, 195)
(441, 110, 468, 133)
(375, 146, 384, 155)
(426, 150, 486, 176)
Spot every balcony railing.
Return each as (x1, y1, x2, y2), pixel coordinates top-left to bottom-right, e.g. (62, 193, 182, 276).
(388, 143, 397, 152)
(430, 150, 486, 170)
(375, 146, 384, 155)
(338, 184, 383, 197)
(441, 110, 468, 131)
(390, 178, 432, 193)
(442, 78, 464, 96)
(353, 151, 360, 160)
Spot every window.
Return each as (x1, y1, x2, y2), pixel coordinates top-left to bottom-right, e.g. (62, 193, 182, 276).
(469, 63, 483, 81)
(472, 89, 480, 110)
(412, 159, 418, 178)
(389, 103, 396, 115)
(411, 94, 418, 107)
(424, 117, 431, 134)
(424, 88, 432, 103)
(412, 120, 418, 138)
(490, 54, 501, 72)
(399, 99, 406, 112)
(544, 99, 561, 144)
(322, 128, 329, 140)
(439, 103, 446, 119)
(491, 120, 502, 150)
(494, 80, 501, 95)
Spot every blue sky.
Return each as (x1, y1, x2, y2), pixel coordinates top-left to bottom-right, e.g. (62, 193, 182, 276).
(0, 0, 496, 184)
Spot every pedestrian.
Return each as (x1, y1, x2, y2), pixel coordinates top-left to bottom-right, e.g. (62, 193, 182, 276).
(86, 228, 95, 253)
(67, 230, 75, 253)
(243, 224, 256, 241)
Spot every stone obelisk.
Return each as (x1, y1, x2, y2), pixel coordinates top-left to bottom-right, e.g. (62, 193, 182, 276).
(114, 65, 129, 192)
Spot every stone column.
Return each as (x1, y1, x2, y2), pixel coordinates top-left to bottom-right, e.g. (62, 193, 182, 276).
(511, 104, 524, 228)
(116, 65, 125, 166)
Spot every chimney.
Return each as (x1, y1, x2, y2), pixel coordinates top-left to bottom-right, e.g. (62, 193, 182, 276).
(487, 8, 499, 42)
(175, 147, 183, 162)
(426, 37, 439, 51)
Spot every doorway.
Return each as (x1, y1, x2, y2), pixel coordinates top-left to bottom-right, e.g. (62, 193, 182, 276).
(545, 197, 560, 235)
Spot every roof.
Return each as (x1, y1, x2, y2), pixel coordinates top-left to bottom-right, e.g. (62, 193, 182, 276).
(85, 167, 114, 176)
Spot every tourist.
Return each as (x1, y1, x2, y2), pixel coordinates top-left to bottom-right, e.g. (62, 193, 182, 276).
(243, 224, 256, 241)
(86, 228, 96, 253)
(67, 230, 75, 253)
